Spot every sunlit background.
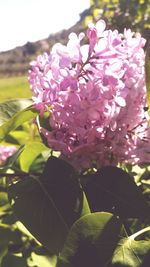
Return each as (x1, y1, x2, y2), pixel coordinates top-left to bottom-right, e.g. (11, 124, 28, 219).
(0, 0, 90, 52)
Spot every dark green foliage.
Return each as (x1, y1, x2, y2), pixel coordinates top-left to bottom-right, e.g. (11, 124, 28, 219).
(8, 157, 90, 254)
(57, 212, 125, 267)
(1, 254, 28, 267)
(84, 166, 150, 219)
(57, 212, 150, 267)
(88, 0, 150, 40)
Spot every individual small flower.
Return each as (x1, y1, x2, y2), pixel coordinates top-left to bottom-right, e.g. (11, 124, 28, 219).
(0, 145, 17, 166)
(87, 20, 106, 54)
(29, 20, 149, 172)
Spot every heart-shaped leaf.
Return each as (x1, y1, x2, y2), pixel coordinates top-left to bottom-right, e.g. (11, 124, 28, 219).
(111, 227, 150, 267)
(8, 157, 90, 254)
(84, 166, 150, 219)
(57, 212, 125, 267)
(57, 212, 150, 267)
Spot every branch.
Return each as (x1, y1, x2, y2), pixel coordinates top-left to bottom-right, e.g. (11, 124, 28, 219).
(0, 172, 40, 178)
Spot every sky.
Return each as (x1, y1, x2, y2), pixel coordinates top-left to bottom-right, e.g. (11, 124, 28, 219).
(0, 0, 90, 52)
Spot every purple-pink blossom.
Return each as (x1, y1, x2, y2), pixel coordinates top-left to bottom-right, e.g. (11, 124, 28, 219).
(0, 145, 17, 166)
(29, 20, 150, 172)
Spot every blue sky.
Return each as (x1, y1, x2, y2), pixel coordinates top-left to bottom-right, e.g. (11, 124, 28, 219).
(0, 0, 90, 52)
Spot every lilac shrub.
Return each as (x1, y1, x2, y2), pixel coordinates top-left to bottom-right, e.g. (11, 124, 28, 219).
(29, 20, 150, 172)
(0, 145, 17, 166)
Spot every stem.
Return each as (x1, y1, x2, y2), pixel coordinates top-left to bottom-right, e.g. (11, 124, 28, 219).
(78, 55, 91, 79)
(121, 220, 132, 237)
(0, 172, 40, 178)
(130, 226, 150, 240)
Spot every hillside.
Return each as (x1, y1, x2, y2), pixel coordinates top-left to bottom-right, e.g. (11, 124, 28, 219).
(0, 19, 86, 77)
(1, 1, 149, 78)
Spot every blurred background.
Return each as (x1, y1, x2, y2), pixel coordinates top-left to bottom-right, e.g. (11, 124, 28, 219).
(0, 0, 150, 102)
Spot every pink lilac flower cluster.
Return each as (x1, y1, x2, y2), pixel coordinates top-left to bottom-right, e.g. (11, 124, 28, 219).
(0, 145, 17, 166)
(29, 20, 150, 172)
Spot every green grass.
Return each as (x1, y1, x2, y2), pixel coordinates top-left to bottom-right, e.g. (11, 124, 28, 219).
(0, 76, 32, 103)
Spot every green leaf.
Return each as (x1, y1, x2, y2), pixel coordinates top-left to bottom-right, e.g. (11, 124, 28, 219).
(80, 192, 91, 217)
(8, 130, 31, 145)
(0, 99, 32, 125)
(1, 254, 29, 267)
(0, 223, 21, 244)
(111, 227, 150, 267)
(0, 223, 22, 264)
(40, 157, 90, 225)
(57, 212, 125, 267)
(84, 166, 150, 219)
(0, 192, 10, 216)
(0, 192, 8, 206)
(0, 105, 38, 142)
(8, 157, 90, 254)
(57, 212, 150, 267)
(36, 114, 51, 146)
(0, 145, 24, 172)
(28, 252, 57, 267)
(0, 245, 7, 266)
(19, 142, 50, 172)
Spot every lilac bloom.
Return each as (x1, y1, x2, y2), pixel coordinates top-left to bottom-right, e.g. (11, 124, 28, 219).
(29, 20, 149, 172)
